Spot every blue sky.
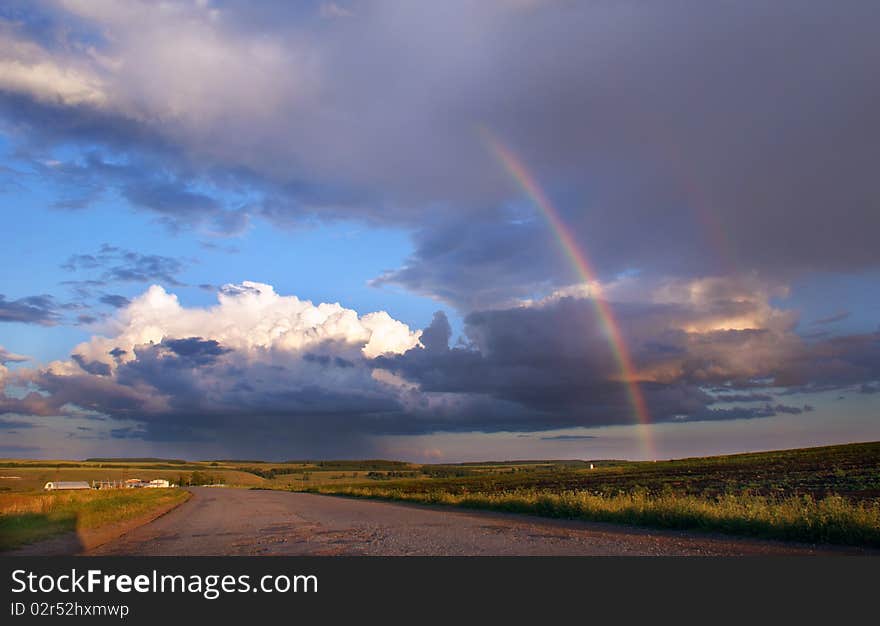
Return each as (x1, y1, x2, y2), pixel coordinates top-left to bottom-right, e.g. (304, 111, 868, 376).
(0, 0, 878, 461)
(0, 136, 458, 364)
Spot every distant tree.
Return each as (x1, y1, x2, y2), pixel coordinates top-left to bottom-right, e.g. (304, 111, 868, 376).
(190, 471, 214, 485)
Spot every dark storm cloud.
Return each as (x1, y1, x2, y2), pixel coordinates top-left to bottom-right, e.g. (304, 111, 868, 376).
(162, 338, 231, 365)
(1, 369, 157, 419)
(0, 1, 878, 301)
(0, 294, 58, 325)
(377, 297, 880, 429)
(1, 293, 878, 450)
(0, 335, 402, 445)
(372, 301, 708, 429)
(1, 2, 879, 454)
(418, 311, 452, 353)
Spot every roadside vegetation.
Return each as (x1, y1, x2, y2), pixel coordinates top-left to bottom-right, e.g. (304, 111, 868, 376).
(309, 485, 880, 547)
(306, 442, 880, 547)
(2, 441, 878, 548)
(0, 488, 189, 551)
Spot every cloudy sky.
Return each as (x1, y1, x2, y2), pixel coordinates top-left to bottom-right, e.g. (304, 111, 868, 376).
(1, 0, 878, 462)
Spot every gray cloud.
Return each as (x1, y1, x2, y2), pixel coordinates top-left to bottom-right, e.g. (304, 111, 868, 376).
(71, 354, 112, 376)
(62, 244, 187, 287)
(711, 393, 775, 403)
(99, 294, 131, 309)
(1, 290, 878, 453)
(811, 312, 851, 326)
(772, 404, 814, 415)
(0, 347, 29, 364)
(372, 215, 572, 310)
(161, 337, 231, 365)
(0, 1, 877, 296)
(539, 435, 597, 441)
(419, 311, 452, 353)
(1, 3, 879, 456)
(376, 296, 880, 429)
(0, 417, 35, 430)
(0, 294, 58, 325)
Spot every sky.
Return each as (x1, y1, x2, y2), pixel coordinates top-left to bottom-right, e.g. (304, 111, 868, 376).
(0, 0, 878, 462)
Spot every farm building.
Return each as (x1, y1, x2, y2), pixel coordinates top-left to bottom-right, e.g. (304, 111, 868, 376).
(92, 479, 173, 489)
(44, 481, 91, 491)
(93, 480, 124, 489)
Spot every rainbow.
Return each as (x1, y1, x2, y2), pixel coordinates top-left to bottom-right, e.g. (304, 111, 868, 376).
(481, 129, 656, 460)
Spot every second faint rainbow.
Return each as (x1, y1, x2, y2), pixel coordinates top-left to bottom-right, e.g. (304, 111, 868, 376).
(481, 128, 656, 459)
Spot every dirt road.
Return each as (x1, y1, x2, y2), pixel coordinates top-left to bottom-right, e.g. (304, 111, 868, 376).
(87, 487, 867, 556)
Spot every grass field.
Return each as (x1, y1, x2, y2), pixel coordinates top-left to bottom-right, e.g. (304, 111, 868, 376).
(0, 467, 267, 492)
(2, 442, 878, 549)
(0, 458, 420, 492)
(306, 442, 880, 547)
(0, 458, 414, 550)
(0, 489, 189, 551)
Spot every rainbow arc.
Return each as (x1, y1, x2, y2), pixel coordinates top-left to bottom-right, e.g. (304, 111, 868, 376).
(481, 129, 656, 459)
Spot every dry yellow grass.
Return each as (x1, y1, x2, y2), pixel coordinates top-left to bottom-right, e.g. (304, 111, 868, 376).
(0, 467, 267, 492)
(312, 485, 880, 547)
(0, 489, 189, 551)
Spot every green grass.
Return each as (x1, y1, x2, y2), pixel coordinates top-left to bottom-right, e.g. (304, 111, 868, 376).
(2, 442, 878, 547)
(309, 485, 880, 547)
(0, 467, 269, 493)
(378, 442, 880, 502)
(306, 442, 880, 547)
(0, 489, 190, 551)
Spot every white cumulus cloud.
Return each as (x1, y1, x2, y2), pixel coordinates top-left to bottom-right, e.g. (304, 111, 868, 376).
(68, 281, 422, 370)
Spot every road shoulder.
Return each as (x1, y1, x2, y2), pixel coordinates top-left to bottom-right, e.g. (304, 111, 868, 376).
(3, 490, 192, 556)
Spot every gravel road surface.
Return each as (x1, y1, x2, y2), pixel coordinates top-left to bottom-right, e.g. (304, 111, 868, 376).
(88, 487, 867, 556)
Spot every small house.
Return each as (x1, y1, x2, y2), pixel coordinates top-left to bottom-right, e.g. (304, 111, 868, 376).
(147, 479, 171, 488)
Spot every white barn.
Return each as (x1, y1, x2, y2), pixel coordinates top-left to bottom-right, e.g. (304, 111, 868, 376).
(44, 481, 91, 491)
